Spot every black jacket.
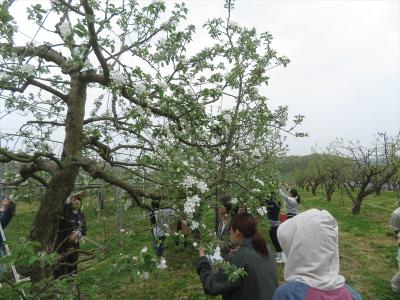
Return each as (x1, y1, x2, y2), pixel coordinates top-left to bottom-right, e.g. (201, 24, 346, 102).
(55, 204, 86, 253)
(197, 237, 279, 300)
(266, 198, 281, 222)
(0, 203, 16, 244)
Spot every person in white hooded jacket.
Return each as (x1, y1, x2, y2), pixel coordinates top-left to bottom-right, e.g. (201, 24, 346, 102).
(272, 209, 362, 300)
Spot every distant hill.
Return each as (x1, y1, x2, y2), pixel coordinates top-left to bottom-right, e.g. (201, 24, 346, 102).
(278, 154, 321, 181)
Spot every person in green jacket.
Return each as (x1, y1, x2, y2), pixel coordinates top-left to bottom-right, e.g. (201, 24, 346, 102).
(196, 212, 279, 300)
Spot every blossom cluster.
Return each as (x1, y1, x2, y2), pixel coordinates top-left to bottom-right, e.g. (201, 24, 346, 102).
(182, 175, 208, 193)
(110, 71, 126, 87)
(20, 64, 35, 76)
(157, 80, 168, 91)
(157, 257, 167, 269)
(256, 206, 268, 216)
(134, 82, 146, 94)
(252, 177, 264, 186)
(222, 113, 232, 124)
(59, 19, 72, 40)
(183, 194, 201, 219)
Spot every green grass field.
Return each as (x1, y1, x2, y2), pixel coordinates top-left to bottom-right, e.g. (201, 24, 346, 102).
(2, 189, 400, 299)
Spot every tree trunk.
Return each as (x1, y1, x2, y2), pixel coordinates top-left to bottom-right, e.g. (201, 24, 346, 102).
(351, 197, 363, 214)
(326, 187, 334, 201)
(29, 73, 87, 281)
(375, 186, 382, 196)
(311, 184, 318, 196)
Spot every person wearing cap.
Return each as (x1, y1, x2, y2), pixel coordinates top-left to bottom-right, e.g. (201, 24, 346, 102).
(0, 195, 16, 273)
(272, 209, 362, 300)
(54, 191, 87, 278)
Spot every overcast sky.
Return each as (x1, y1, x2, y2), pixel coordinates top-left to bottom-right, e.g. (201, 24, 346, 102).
(1, 0, 399, 155)
(181, 0, 400, 155)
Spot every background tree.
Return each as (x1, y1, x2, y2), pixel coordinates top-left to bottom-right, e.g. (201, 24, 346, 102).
(329, 132, 400, 214)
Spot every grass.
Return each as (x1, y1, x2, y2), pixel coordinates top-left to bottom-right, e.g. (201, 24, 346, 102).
(2, 190, 400, 299)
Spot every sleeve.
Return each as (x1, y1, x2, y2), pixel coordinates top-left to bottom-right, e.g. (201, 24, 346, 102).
(278, 189, 298, 206)
(0, 203, 16, 228)
(196, 255, 243, 296)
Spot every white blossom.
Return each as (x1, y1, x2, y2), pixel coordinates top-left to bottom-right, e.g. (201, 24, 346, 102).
(110, 71, 126, 87)
(157, 257, 167, 269)
(142, 272, 149, 280)
(222, 114, 232, 124)
(157, 80, 168, 91)
(0, 72, 7, 80)
(193, 242, 198, 247)
(136, 106, 145, 115)
(208, 246, 223, 262)
(228, 21, 239, 28)
(120, 228, 126, 233)
(196, 181, 208, 193)
(253, 177, 264, 186)
(231, 197, 238, 205)
(182, 175, 196, 189)
(199, 75, 207, 82)
(191, 220, 199, 230)
(132, 256, 138, 261)
(182, 175, 208, 193)
(135, 82, 146, 94)
(59, 19, 72, 40)
(180, 58, 189, 64)
(256, 206, 268, 216)
(183, 194, 201, 218)
(20, 64, 35, 75)
(141, 246, 148, 253)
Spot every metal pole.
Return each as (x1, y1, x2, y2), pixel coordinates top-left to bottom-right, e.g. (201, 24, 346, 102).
(0, 222, 29, 297)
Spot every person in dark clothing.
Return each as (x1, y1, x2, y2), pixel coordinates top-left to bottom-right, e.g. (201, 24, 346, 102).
(197, 212, 279, 300)
(265, 192, 285, 263)
(54, 192, 86, 278)
(0, 196, 16, 273)
(217, 205, 233, 259)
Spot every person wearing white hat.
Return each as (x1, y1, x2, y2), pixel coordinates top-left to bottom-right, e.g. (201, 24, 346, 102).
(273, 209, 362, 300)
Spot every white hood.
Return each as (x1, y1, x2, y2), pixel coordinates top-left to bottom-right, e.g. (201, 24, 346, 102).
(277, 208, 345, 289)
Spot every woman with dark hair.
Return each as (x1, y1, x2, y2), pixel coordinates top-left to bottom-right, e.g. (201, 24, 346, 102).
(197, 213, 278, 300)
(54, 192, 86, 278)
(279, 186, 300, 219)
